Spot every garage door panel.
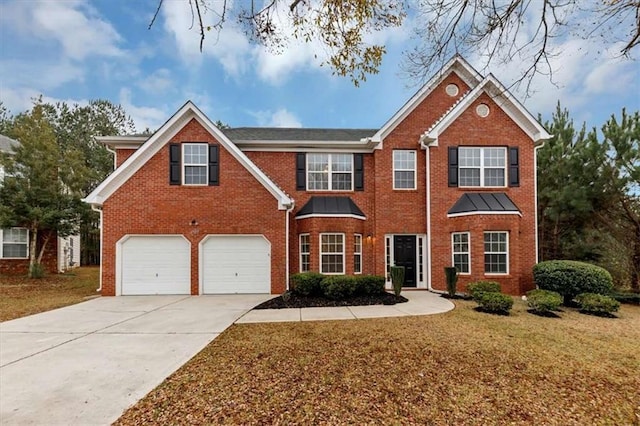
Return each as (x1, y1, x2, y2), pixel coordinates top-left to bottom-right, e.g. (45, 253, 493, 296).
(121, 236, 190, 295)
(202, 236, 270, 294)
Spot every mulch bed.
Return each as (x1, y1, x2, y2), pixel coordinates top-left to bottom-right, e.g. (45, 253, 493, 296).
(254, 292, 408, 309)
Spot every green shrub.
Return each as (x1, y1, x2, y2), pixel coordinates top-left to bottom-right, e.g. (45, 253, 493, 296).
(526, 289, 562, 313)
(29, 263, 45, 279)
(444, 267, 458, 297)
(290, 272, 324, 296)
(320, 276, 357, 300)
(467, 281, 501, 301)
(390, 266, 405, 296)
(476, 292, 513, 314)
(576, 293, 620, 315)
(533, 260, 613, 305)
(612, 292, 640, 305)
(355, 275, 385, 295)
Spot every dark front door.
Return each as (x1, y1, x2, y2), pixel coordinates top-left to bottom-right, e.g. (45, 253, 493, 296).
(393, 235, 417, 287)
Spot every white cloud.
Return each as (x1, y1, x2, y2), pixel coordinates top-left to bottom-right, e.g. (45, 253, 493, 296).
(118, 88, 168, 132)
(138, 68, 174, 94)
(251, 108, 302, 127)
(0, 60, 85, 91)
(3, 0, 124, 60)
(0, 87, 89, 115)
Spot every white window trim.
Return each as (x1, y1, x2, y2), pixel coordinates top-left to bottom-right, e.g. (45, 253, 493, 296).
(182, 143, 208, 186)
(306, 153, 354, 191)
(451, 232, 471, 275)
(354, 234, 362, 274)
(392, 150, 417, 190)
(299, 233, 310, 273)
(484, 231, 509, 275)
(319, 232, 345, 275)
(0, 227, 29, 259)
(459, 147, 507, 188)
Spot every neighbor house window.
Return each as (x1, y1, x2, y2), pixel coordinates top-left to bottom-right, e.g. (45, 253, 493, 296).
(299, 234, 310, 272)
(459, 147, 506, 187)
(320, 233, 345, 274)
(484, 231, 508, 274)
(452, 232, 470, 274)
(393, 150, 416, 189)
(307, 153, 353, 191)
(353, 234, 362, 274)
(183, 143, 208, 185)
(1, 228, 28, 259)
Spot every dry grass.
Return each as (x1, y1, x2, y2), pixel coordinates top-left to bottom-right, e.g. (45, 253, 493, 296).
(116, 299, 640, 425)
(0, 266, 99, 321)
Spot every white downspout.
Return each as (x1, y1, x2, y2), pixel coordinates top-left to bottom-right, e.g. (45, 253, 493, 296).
(284, 203, 295, 291)
(104, 144, 117, 170)
(91, 204, 103, 293)
(425, 146, 433, 291)
(534, 143, 544, 264)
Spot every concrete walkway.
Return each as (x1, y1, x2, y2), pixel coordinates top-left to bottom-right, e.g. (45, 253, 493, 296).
(237, 291, 454, 323)
(0, 295, 271, 426)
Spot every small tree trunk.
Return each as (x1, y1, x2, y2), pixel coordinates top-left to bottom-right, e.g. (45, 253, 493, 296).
(631, 225, 640, 292)
(28, 227, 38, 278)
(37, 230, 53, 265)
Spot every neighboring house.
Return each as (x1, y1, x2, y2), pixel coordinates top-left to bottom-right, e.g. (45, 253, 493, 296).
(84, 56, 551, 296)
(0, 134, 81, 274)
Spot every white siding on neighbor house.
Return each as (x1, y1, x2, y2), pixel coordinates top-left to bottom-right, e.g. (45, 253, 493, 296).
(58, 235, 81, 272)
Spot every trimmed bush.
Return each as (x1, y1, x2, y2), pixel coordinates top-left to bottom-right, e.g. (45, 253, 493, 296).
(320, 275, 357, 300)
(467, 281, 501, 301)
(390, 266, 405, 296)
(526, 289, 562, 314)
(444, 267, 458, 297)
(476, 292, 514, 314)
(576, 293, 620, 315)
(29, 263, 45, 279)
(290, 272, 324, 296)
(355, 275, 386, 295)
(612, 292, 640, 305)
(533, 260, 613, 305)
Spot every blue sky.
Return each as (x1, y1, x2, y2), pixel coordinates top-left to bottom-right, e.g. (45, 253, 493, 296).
(1, 0, 638, 133)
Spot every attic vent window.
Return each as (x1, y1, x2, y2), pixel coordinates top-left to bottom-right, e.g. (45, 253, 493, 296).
(476, 103, 490, 117)
(445, 84, 459, 97)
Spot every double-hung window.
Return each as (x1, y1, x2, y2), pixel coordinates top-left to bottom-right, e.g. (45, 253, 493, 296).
(1, 228, 28, 259)
(320, 233, 345, 274)
(484, 231, 508, 274)
(452, 232, 470, 274)
(393, 150, 416, 189)
(183, 144, 208, 185)
(353, 234, 362, 274)
(459, 147, 506, 187)
(299, 234, 310, 272)
(307, 154, 353, 191)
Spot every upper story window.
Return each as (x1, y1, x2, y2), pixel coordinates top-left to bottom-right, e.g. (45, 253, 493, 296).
(183, 144, 208, 185)
(393, 150, 416, 189)
(458, 147, 506, 187)
(307, 153, 353, 191)
(1, 228, 28, 259)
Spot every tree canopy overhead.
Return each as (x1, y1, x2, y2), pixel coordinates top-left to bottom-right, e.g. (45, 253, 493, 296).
(152, 0, 639, 90)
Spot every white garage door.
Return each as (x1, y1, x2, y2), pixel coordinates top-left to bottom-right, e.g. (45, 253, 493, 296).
(201, 235, 270, 294)
(120, 236, 190, 295)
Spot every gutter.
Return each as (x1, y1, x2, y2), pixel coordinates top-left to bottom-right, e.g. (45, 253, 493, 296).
(89, 204, 103, 293)
(420, 137, 436, 291)
(284, 202, 295, 291)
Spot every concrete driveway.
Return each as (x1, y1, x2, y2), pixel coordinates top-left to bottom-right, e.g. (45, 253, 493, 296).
(0, 295, 271, 425)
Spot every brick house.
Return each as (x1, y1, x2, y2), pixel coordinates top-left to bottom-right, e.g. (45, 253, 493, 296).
(84, 56, 551, 296)
(0, 135, 81, 274)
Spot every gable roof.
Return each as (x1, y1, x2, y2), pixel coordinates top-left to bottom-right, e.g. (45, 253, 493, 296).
(0, 134, 19, 154)
(370, 55, 483, 143)
(421, 74, 552, 145)
(83, 101, 294, 210)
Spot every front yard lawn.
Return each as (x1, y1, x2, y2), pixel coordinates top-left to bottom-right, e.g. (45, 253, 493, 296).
(0, 267, 99, 321)
(116, 299, 640, 425)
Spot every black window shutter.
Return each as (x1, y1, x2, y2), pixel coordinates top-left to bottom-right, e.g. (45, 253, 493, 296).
(508, 147, 519, 187)
(448, 147, 458, 187)
(354, 153, 364, 191)
(169, 143, 181, 185)
(208, 144, 219, 186)
(296, 153, 306, 190)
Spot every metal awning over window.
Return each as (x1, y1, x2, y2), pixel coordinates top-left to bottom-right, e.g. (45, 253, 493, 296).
(295, 196, 366, 220)
(447, 193, 520, 217)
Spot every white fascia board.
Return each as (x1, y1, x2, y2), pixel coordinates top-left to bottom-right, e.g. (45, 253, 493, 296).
(84, 101, 294, 210)
(372, 56, 483, 144)
(447, 211, 522, 218)
(295, 213, 366, 221)
(424, 75, 552, 144)
(96, 136, 147, 150)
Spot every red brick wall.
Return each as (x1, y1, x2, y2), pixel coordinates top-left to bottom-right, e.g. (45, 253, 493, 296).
(0, 232, 58, 275)
(428, 92, 537, 294)
(101, 118, 287, 296)
(115, 149, 136, 168)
